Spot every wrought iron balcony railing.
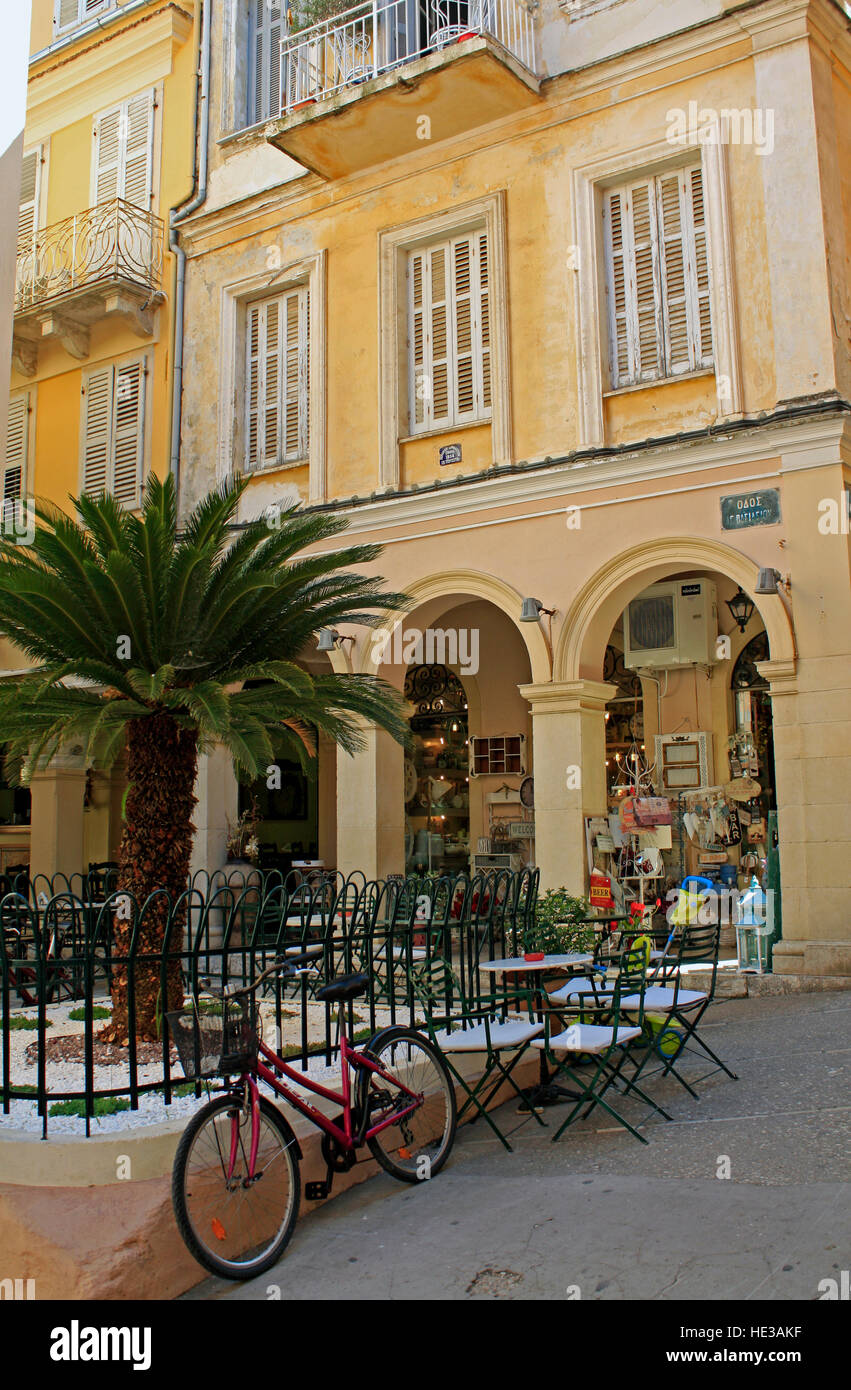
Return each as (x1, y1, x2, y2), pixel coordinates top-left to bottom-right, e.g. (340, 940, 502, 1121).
(15, 198, 164, 316)
(279, 0, 536, 114)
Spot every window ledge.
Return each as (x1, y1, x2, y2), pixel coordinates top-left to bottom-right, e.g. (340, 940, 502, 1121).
(399, 417, 492, 445)
(603, 367, 715, 399)
(245, 458, 308, 479)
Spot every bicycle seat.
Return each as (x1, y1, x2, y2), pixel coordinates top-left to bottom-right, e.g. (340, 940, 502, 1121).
(315, 972, 370, 1004)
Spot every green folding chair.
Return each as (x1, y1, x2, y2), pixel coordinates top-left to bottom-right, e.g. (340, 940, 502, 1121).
(534, 946, 672, 1144)
(412, 954, 547, 1151)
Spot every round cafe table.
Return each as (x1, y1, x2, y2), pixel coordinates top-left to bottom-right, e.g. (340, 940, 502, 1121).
(479, 953, 594, 1109)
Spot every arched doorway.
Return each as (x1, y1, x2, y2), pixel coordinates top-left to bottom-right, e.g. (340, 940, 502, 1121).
(551, 541, 794, 925)
(404, 663, 470, 874)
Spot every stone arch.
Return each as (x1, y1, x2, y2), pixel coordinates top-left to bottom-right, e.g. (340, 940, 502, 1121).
(555, 537, 796, 684)
(358, 568, 551, 683)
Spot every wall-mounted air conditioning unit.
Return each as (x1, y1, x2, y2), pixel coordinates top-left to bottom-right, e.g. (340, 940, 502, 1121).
(624, 580, 717, 669)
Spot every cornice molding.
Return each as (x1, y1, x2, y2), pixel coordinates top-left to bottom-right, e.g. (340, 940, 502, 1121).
(320, 412, 849, 538)
(25, 4, 192, 146)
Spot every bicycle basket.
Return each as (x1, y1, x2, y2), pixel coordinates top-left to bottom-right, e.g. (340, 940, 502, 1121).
(166, 993, 259, 1080)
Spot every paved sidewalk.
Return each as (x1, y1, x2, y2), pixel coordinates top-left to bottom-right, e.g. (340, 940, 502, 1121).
(184, 990, 851, 1301)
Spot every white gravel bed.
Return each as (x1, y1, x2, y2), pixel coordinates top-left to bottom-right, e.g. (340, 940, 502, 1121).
(1, 996, 419, 1135)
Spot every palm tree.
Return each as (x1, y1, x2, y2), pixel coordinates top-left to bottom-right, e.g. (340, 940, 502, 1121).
(0, 474, 408, 1041)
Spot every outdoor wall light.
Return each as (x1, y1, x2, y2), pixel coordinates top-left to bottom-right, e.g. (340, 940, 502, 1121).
(725, 586, 756, 633)
(317, 628, 355, 651)
(520, 597, 555, 622)
(755, 568, 790, 596)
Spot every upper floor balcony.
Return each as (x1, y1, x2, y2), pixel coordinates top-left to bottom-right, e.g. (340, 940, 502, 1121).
(12, 198, 165, 377)
(266, 0, 540, 179)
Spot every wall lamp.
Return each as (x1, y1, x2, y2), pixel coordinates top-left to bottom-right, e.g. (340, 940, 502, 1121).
(725, 586, 755, 633)
(520, 597, 555, 623)
(754, 568, 791, 596)
(316, 628, 354, 652)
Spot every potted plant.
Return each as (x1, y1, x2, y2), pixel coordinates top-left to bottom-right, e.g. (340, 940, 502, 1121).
(289, 0, 374, 94)
(520, 888, 596, 958)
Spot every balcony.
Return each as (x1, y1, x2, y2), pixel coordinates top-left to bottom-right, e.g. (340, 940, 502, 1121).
(12, 199, 165, 377)
(266, 0, 540, 180)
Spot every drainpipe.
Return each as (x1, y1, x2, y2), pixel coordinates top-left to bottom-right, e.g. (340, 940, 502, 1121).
(169, 0, 211, 498)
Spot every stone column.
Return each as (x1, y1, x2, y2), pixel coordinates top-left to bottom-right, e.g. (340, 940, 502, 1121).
(765, 656, 851, 977)
(190, 745, 239, 878)
(519, 680, 616, 894)
(29, 756, 87, 879)
(336, 722, 404, 880)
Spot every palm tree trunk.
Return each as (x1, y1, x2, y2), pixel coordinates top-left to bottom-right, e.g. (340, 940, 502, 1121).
(104, 711, 198, 1043)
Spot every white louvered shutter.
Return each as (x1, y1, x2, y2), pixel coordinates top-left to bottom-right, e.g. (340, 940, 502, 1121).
(685, 165, 713, 367)
(246, 290, 309, 469)
(82, 367, 113, 498)
(408, 232, 490, 432)
(283, 288, 309, 459)
(17, 149, 41, 259)
(605, 166, 713, 388)
(479, 230, 492, 412)
(123, 92, 155, 208)
(94, 92, 154, 207)
(4, 396, 29, 502)
(629, 180, 662, 381)
(604, 189, 631, 386)
(605, 180, 663, 386)
(112, 362, 145, 507)
(253, 0, 283, 124)
(56, 0, 80, 28)
(94, 106, 122, 204)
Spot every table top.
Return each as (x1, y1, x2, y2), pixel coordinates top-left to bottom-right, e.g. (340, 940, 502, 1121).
(479, 953, 593, 973)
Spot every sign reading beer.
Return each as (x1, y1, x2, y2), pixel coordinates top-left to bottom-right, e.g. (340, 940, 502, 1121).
(721, 489, 781, 530)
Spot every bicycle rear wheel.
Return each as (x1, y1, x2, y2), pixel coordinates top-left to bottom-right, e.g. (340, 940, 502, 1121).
(358, 1027, 456, 1183)
(172, 1093, 300, 1280)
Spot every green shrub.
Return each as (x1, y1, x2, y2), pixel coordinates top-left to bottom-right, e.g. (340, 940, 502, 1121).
(5, 1016, 52, 1031)
(523, 889, 596, 955)
(48, 1097, 130, 1118)
(68, 1006, 111, 1022)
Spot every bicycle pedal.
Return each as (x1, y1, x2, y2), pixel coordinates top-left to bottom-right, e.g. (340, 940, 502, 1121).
(305, 1180, 331, 1201)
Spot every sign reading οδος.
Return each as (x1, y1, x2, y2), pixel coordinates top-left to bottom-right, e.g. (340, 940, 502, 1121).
(721, 489, 781, 529)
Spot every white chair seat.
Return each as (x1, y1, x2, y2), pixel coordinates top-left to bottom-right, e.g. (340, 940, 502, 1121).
(433, 1016, 544, 1053)
(621, 985, 706, 1010)
(549, 977, 613, 1002)
(533, 1022, 642, 1054)
(374, 944, 427, 961)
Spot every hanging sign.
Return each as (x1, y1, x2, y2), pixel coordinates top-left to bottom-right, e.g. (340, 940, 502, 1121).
(721, 490, 781, 529)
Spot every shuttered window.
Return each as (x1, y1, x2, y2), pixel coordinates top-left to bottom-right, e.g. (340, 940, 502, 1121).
(4, 395, 30, 504)
(56, 0, 113, 33)
(18, 149, 42, 260)
(93, 91, 155, 208)
(251, 0, 283, 125)
(246, 289, 310, 470)
(82, 361, 146, 508)
(603, 165, 713, 389)
(408, 230, 491, 433)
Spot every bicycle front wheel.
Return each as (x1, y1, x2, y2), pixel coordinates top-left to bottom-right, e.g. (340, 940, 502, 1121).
(172, 1093, 301, 1280)
(358, 1027, 456, 1184)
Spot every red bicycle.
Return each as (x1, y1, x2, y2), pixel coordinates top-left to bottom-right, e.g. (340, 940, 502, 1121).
(168, 954, 456, 1280)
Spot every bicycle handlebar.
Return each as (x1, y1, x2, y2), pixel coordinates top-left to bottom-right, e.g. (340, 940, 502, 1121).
(200, 952, 319, 1002)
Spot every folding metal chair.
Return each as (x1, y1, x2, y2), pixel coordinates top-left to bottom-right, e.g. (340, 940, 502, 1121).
(534, 946, 672, 1144)
(413, 954, 547, 1151)
(619, 920, 739, 1098)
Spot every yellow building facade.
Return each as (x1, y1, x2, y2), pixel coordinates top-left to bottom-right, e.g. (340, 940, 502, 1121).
(4, 0, 200, 876)
(175, 0, 851, 978)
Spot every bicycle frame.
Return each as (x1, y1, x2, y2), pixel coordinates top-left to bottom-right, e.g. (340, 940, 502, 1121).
(233, 1027, 423, 1180)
